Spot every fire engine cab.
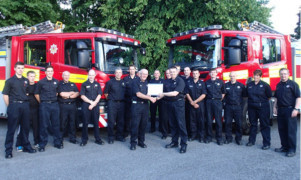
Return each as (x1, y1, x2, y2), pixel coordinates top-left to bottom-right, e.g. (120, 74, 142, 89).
(166, 21, 300, 134)
(0, 21, 145, 128)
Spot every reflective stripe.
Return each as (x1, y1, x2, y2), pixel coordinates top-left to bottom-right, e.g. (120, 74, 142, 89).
(268, 64, 287, 78)
(261, 77, 270, 84)
(69, 73, 88, 84)
(223, 70, 248, 81)
(0, 80, 5, 91)
(0, 50, 6, 57)
(99, 114, 107, 127)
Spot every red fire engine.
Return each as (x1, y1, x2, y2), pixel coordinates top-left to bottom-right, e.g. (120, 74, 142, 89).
(166, 21, 300, 134)
(0, 21, 145, 128)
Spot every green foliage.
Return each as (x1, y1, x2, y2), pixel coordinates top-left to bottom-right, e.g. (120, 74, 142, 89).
(0, 0, 60, 26)
(291, 12, 300, 40)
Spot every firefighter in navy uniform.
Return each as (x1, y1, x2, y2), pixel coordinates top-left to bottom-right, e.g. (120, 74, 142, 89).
(104, 68, 126, 144)
(123, 65, 139, 138)
(185, 69, 207, 142)
(159, 66, 188, 154)
(130, 69, 156, 150)
(149, 70, 164, 133)
(160, 69, 171, 139)
(16, 71, 40, 150)
(182, 67, 193, 139)
(246, 69, 272, 150)
(35, 66, 62, 152)
(58, 71, 79, 144)
(274, 68, 301, 157)
(79, 69, 104, 146)
(2, 62, 36, 159)
(205, 68, 225, 145)
(224, 72, 246, 145)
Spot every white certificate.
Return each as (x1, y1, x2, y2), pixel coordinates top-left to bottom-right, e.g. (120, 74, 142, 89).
(147, 84, 163, 96)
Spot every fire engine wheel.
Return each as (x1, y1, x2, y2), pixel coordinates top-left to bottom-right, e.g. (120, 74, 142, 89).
(242, 102, 251, 135)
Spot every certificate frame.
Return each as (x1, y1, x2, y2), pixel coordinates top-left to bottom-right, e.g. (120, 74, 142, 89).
(147, 83, 163, 97)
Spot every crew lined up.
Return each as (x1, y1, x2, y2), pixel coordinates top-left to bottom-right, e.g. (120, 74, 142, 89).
(2, 62, 300, 159)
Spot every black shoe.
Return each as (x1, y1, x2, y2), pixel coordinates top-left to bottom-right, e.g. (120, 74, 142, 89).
(262, 145, 270, 150)
(161, 135, 167, 140)
(165, 142, 178, 148)
(286, 152, 296, 157)
(116, 138, 126, 142)
(224, 139, 232, 144)
(217, 141, 223, 146)
(180, 145, 187, 153)
(69, 139, 77, 144)
(235, 139, 242, 145)
(108, 140, 114, 144)
(38, 147, 45, 152)
(5, 152, 12, 159)
(205, 139, 212, 144)
(130, 144, 136, 150)
(246, 142, 254, 146)
(23, 147, 37, 153)
(275, 147, 288, 152)
(138, 143, 147, 148)
(95, 140, 105, 145)
(80, 142, 87, 146)
(54, 144, 64, 149)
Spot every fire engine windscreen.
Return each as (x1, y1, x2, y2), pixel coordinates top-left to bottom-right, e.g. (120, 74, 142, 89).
(95, 41, 137, 73)
(172, 39, 221, 70)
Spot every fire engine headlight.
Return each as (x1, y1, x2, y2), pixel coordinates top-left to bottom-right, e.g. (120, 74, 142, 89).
(134, 41, 138, 46)
(118, 37, 123, 43)
(171, 39, 176, 44)
(191, 35, 197, 40)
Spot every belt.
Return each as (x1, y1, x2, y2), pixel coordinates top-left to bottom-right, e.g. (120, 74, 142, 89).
(113, 100, 124, 103)
(207, 98, 221, 100)
(12, 100, 28, 103)
(132, 100, 147, 104)
(41, 101, 57, 104)
(61, 102, 75, 105)
(278, 106, 293, 109)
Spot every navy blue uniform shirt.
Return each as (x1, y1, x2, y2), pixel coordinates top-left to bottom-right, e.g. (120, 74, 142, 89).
(2, 75, 29, 102)
(185, 79, 207, 102)
(80, 80, 102, 101)
(224, 81, 246, 105)
(246, 80, 272, 103)
(274, 79, 300, 108)
(35, 77, 59, 102)
(123, 75, 139, 98)
(28, 84, 39, 106)
(58, 81, 79, 103)
(167, 76, 185, 101)
(205, 79, 225, 99)
(104, 78, 126, 101)
(132, 78, 148, 102)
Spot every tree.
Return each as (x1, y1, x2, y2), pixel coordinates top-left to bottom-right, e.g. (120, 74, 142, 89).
(0, 0, 60, 26)
(291, 12, 300, 40)
(100, 0, 272, 73)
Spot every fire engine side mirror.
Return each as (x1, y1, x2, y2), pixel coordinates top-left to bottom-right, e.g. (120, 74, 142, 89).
(225, 39, 241, 66)
(76, 41, 90, 68)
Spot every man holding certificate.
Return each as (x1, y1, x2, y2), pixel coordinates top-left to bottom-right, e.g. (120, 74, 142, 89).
(158, 66, 188, 154)
(130, 69, 157, 150)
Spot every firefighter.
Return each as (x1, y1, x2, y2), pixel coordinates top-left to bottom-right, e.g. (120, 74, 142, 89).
(160, 69, 171, 139)
(35, 65, 61, 152)
(182, 67, 193, 139)
(123, 65, 139, 138)
(246, 69, 272, 150)
(185, 69, 207, 142)
(2, 62, 36, 158)
(205, 68, 225, 145)
(104, 68, 126, 144)
(130, 69, 156, 150)
(224, 72, 246, 145)
(159, 66, 188, 154)
(79, 69, 104, 146)
(149, 70, 163, 133)
(58, 71, 79, 144)
(15, 71, 40, 150)
(274, 68, 300, 157)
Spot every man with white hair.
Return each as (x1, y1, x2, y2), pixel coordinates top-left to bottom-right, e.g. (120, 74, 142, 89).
(130, 69, 156, 150)
(58, 71, 79, 144)
(224, 71, 246, 145)
(79, 69, 104, 146)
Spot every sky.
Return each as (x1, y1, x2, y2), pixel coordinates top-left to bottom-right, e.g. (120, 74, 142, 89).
(267, 0, 301, 35)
